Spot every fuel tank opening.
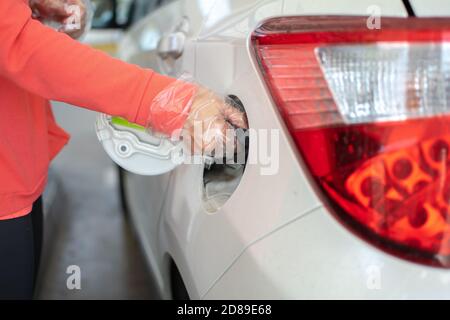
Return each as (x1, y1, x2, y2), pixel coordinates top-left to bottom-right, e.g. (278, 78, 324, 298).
(202, 95, 249, 213)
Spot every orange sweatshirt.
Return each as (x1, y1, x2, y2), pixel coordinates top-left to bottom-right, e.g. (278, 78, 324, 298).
(0, 0, 177, 218)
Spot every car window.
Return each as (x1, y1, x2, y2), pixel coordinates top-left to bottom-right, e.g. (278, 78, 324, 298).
(91, 0, 174, 29)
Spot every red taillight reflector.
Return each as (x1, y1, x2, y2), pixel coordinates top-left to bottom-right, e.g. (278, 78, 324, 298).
(253, 16, 450, 267)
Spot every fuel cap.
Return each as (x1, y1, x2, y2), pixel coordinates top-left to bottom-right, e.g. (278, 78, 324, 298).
(95, 114, 184, 176)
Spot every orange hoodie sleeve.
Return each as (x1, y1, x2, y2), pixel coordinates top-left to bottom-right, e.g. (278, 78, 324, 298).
(0, 0, 175, 127)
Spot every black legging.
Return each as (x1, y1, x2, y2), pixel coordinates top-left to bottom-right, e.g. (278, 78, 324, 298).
(0, 197, 43, 300)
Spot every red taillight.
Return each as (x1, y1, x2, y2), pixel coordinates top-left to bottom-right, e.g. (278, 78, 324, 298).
(253, 16, 450, 267)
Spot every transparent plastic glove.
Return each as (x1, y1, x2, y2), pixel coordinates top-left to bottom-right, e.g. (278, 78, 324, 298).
(147, 81, 248, 157)
(29, 0, 93, 39)
(184, 87, 248, 157)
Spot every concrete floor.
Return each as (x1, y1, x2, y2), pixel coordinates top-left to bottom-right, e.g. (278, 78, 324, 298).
(35, 102, 158, 300)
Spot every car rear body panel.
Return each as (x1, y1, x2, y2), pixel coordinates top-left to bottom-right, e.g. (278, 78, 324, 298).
(411, 0, 450, 17)
(204, 206, 450, 299)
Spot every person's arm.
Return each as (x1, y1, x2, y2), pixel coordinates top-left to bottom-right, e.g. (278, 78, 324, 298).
(0, 0, 173, 126)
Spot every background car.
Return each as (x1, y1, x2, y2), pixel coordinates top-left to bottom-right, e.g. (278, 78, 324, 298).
(99, 0, 450, 299)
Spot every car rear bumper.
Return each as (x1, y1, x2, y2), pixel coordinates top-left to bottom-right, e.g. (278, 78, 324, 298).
(203, 206, 450, 299)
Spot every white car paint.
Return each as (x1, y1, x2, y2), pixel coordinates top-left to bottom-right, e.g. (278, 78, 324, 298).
(411, 0, 450, 17)
(114, 0, 450, 299)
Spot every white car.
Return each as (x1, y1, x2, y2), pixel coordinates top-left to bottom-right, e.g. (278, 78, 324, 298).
(97, 0, 450, 299)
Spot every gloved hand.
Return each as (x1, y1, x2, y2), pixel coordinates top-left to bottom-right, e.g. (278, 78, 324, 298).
(184, 87, 248, 156)
(29, 0, 90, 39)
(148, 81, 248, 157)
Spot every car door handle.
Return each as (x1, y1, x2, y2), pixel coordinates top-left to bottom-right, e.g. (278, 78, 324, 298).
(157, 16, 190, 60)
(157, 31, 186, 60)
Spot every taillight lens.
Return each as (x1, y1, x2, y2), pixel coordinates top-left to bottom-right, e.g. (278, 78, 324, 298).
(253, 16, 450, 267)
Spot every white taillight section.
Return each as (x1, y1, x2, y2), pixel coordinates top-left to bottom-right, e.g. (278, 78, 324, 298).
(317, 43, 450, 124)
